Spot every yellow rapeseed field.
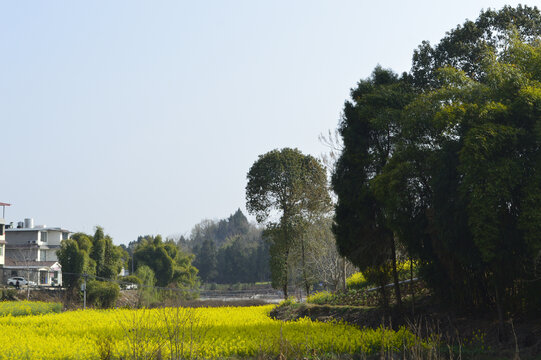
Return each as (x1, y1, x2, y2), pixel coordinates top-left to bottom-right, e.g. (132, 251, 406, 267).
(0, 304, 421, 359)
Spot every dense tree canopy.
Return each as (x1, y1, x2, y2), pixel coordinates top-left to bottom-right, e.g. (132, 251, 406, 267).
(332, 67, 415, 309)
(188, 209, 270, 284)
(132, 234, 198, 289)
(57, 227, 126, 292)
(333, 5, 541, 315)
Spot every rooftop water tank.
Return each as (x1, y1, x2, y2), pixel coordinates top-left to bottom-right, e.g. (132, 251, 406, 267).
(24, 218, 34, 229)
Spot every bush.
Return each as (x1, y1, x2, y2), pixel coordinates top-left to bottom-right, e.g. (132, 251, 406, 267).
(278, 296, 298, 306)
(306, 291, 335, 305)
(0, 288, 17, 301)
(346, 272, 368, 289)
(86, 281, 120, 309)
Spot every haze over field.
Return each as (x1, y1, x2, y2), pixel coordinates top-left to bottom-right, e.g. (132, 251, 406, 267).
(0, 0, 531, 244)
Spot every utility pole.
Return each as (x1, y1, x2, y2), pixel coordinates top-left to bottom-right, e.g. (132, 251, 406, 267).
(82, 273, 88, 309)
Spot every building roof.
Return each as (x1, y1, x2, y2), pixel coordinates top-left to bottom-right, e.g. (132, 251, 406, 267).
(6, 227, 70, 233)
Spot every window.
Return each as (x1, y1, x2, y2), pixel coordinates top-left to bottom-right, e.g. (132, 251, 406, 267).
(41, 231, 48, 242)
(0, 224, 4, 236)
(62, 232, 69, 240)
(0, 245, 3, 255)
(40, 250, 46, 261)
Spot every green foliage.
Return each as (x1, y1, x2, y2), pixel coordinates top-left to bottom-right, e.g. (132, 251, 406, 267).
(346, 272, 368, 289)
(333, 6, 541, 314)
(332, 67, 414, 309)
(0, 301, 62, 316)
(277, 296, 298, 306)
(58, 226, 125, 295)
(132, 235, 199, 290)
(305, 291, 334, 305)
(0, 288, 17, 301)
(56, 239, 90, 291)
(135, 265, 158, 307)
(133, 235, 174, 287)
(189, 209, 270, 285)
(411, 5, 541, 88)
(86, 280, 120, 309)
(246, 148, 331, 297)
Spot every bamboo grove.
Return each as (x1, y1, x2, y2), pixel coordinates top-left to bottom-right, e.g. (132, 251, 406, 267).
(332, 5, 541, 316)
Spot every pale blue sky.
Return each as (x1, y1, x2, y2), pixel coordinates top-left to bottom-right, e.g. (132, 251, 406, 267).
(0, 1, 533, 244)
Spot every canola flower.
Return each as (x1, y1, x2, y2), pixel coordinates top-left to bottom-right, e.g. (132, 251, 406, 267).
(0, 304, 424, 359)
(0, 300, 62, 317)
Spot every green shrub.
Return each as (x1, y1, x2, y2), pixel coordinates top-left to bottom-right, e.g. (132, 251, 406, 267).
(346, 272, 369, 289)
(0, 288, 17, 301)
(306, 291, 335, 305)
(278, 296, 298, 306)
(86, 280, 120, 309)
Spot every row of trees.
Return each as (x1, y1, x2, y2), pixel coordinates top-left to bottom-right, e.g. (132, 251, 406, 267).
(58, 226, 199, 302)
(57, 226, 127, 291)
(332, 5, 541, 316)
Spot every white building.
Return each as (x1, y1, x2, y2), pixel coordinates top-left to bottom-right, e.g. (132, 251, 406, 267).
(0, 202, 9, 267)
(4, 218, 69, 286)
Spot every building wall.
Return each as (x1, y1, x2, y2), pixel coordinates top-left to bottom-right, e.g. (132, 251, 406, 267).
(6, 247, 38, 262)
(38, 248, 59, 262)
(44, 230, 63, 246)
(5, 230, 39, 245)
(0, 219, 5, 266)
(0, 243, 4, 267)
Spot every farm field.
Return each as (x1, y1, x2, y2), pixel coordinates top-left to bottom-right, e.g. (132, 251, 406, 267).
(0, 303, 423, 359)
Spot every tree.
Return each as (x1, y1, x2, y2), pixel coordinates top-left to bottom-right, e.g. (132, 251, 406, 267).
(303, 217, 356, 291)
(56, 239, 90, 292)
(408, 37, 541, 315)
(332, 67, 414, 310)
(133, 235, 175, 287)
(246, 148, 331, 298)
(133, 234, 199, 290)
(192, 238, 217, 282)
(411, 5, 541, 88)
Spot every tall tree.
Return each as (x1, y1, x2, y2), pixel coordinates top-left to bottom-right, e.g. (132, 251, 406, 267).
(193, 238, 217, 282)
(332, 67, 414, 310)
(411, 5, 541, 88)
(246, 148, 331, 298)
(56, 239, 89, 292)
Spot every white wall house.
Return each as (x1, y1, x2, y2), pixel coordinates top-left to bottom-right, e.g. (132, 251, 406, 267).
(0, 202, 10, 267)
(4, 218, 69, 286)
(0, 218, 5, 267)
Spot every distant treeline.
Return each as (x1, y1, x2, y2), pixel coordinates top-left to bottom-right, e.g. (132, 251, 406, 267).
(186, 209, 270, 284)
(162, 209, 270, 285)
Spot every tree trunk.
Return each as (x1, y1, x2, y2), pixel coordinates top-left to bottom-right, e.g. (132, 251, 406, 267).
(410, 256, 415, 316)
(378, 274, 390, 314)
(494, 283, 506, 342)
(283, 247, 289, 299)
(391, 236, 402, 309)
(342, 257, 347, 290)
(301, 235, 310, 296)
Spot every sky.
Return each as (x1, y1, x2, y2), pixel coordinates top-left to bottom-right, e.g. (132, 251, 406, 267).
(0, 1, 536, 244)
